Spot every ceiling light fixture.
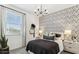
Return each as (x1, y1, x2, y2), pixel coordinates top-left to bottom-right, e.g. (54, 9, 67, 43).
(34, 4, 48, 16)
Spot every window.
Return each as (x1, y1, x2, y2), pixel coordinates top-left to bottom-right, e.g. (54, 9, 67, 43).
(5, 9, 23, 35)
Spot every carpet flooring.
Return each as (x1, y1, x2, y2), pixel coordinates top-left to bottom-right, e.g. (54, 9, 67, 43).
(10, 47, 27, 54)
(10, 47, 72, 54)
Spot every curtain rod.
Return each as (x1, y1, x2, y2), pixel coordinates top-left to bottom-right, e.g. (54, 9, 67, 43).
(0, 5, 26, 15)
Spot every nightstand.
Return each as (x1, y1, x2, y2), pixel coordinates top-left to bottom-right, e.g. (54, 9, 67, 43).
(63, 40, 79, 54)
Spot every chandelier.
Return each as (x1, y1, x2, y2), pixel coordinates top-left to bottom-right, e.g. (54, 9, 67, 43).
(34, 5, 48, 16)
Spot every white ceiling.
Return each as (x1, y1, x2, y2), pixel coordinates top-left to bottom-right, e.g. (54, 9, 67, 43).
(13, 4, 75, 15)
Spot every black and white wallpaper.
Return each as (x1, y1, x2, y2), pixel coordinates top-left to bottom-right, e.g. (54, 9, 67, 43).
(39, 5, 79, 41)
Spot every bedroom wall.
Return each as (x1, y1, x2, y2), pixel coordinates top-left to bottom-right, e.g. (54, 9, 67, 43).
(26, 13, 39, 45)
(1, 5, 39, 50)
(0, 6, 1, 35)
(39, 5, 79, 42)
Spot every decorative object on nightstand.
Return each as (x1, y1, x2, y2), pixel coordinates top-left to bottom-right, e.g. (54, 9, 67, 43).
(71, 35, 77, 42)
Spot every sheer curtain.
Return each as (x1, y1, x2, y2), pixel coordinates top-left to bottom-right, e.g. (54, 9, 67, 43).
(1, 6, 26, 50)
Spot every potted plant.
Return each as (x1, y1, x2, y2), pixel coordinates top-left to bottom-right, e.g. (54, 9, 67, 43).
(0, 33, 9, 54)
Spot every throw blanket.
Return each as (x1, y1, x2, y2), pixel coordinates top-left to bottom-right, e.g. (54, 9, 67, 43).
(26, 39, 59, 54)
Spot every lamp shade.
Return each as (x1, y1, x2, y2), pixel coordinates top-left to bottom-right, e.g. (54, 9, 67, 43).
(64, 30, 71, 35)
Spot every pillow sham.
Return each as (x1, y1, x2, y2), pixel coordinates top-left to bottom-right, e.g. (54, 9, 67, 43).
(43, 35, 55, 40)
(55, 34, 61, 37)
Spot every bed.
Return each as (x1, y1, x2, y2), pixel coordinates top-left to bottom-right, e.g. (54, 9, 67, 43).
(26, 32, 64, 54)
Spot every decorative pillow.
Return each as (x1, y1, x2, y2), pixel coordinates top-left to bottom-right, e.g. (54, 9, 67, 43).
(49, 36, 55, 40)
(49, 32, 55, 36)
(55, 34, 61, 37)
(43, 35, 55, 40)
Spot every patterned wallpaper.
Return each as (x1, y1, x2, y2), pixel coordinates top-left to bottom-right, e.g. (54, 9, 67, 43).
(39, 5, 79, 41)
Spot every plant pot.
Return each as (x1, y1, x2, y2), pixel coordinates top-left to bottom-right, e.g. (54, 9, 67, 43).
(0, 46, 9, 54)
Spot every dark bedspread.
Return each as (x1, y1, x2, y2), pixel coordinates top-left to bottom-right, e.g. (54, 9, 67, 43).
(26, 39, 59, 54)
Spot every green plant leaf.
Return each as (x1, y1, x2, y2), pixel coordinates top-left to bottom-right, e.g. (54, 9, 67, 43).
(0, 34, 8, 48)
